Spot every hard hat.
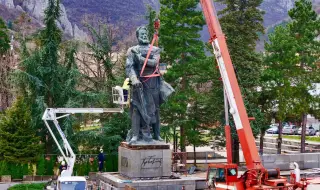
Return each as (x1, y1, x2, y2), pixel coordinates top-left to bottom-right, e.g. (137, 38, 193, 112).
(61, 161, 65, 165)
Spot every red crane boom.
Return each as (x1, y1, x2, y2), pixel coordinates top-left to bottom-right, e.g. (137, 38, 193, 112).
(200, 0, 261, 170)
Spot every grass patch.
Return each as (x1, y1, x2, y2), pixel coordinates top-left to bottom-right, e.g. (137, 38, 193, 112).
(8, 183, 46, 190)
(282, 135, 320, 142)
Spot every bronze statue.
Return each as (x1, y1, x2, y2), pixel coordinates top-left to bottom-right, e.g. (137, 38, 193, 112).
(125, 26, 173, 144)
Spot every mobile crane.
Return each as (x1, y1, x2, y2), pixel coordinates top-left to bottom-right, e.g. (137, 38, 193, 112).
(42, 87, 127, 190)
(199, 0, 315, 189)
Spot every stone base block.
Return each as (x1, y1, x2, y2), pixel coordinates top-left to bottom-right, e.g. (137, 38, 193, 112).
(1, 175, 11, 182)
(97, 173, 203, 190)
(119, 143, 171, 178)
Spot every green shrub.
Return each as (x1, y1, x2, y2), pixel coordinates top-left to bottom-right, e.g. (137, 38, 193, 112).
(106, 154, 118, 172)
(36, 156, 45, 175)
(84, 160, 90, 176)
(0, 162, 31, 179)
(0, 161, 9, 175)
(73, 162, 79, 176)
(8, 183, 45, 190)
(45, 156, 56, 175)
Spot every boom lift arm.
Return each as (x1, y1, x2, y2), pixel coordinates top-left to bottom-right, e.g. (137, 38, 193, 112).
(42, 107, 123, 177)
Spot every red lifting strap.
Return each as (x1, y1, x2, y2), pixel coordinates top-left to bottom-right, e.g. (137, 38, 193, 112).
(140, 19, 161, 79)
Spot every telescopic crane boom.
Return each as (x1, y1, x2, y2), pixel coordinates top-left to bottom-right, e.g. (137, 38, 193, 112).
(200, 0, 261, 171)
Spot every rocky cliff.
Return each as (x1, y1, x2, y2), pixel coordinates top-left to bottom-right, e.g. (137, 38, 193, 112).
(0, 0, 14, 8)
(262, 0, 298, 27)
(0, 0, 89, 41)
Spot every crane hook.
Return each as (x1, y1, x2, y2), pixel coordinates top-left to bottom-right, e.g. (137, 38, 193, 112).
(154, 18, 160, 32)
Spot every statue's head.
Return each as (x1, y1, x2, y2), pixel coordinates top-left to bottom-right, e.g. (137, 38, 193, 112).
(136, 26, 149, 45)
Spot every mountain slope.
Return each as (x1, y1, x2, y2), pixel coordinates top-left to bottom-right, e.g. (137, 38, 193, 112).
(62, 0, 158, 36)
(1, 0, 319, 46)
(61, 0, 319, 29)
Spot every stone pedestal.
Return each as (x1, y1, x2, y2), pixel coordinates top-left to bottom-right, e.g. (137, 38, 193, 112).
(119, 142, 171, 178)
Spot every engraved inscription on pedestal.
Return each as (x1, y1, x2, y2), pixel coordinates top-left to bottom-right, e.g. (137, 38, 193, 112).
(141, 155, 162, 169)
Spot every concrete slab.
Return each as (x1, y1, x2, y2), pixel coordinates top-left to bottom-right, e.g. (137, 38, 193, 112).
(138, 186, 156, 190)
(261, 153, 320, 170)
(167, 185, 183, 190)
(158, 186, 168, 190)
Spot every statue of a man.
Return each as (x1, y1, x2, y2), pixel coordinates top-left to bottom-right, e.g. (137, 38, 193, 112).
(125, 26, 164, 144)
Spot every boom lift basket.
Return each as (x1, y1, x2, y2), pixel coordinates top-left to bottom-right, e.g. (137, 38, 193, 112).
(112, 86, 130, 105)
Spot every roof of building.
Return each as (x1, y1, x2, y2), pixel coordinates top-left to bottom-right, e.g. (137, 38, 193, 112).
(58, 176, 86, 182)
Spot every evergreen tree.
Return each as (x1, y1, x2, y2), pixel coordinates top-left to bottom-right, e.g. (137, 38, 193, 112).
(288, 0, 320, 153)
(185, 92, 214, 165)
(159, 0, 207, 152)
(0, 17, 10, 55)
(0, 97, 42, 163)
(263, 0, 320, 153)
(75, 112, 130, 154)
(212, 0, 265, 164)
(12, 0, 82, 154)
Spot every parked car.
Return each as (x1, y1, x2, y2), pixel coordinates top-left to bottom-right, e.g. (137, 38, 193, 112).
(266, 126, 278, 134)
(282, 125, 298, 135)
(297, 126, 317, 136)
(269, 123, 279, 128)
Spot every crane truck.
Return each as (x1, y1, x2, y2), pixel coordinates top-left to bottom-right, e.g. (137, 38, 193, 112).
(200, 0, 320, 189)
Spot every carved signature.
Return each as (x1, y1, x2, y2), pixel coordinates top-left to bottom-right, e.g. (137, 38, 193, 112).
(141, 155, 162, 169)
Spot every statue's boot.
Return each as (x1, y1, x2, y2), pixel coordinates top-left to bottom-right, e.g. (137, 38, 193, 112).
(129, 135, 138, 145)
(154, 136, 164, 141)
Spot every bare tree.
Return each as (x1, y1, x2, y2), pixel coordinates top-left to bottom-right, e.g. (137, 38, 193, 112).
(0, 51, 17, 111)
(76, 14, 136, 93)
